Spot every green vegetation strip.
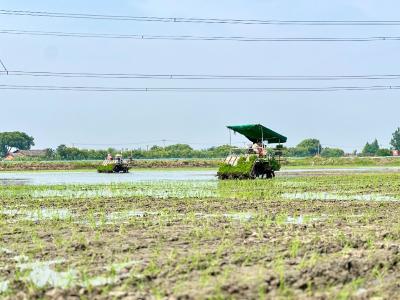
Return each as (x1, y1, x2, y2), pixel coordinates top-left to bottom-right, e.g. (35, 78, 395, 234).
(2, 156, 400, 172)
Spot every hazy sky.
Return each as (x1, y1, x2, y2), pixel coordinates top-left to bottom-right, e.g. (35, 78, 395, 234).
(1, 0, 400, 151)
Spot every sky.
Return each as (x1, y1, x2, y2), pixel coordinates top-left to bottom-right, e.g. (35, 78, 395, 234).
(1, 0, 400, 151)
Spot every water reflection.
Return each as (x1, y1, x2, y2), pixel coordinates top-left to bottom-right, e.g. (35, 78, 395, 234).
(0, 178, 31, 186)
(0, 170, 217, 186)
(1, 208, 72, 221)
(10, 256, 136, 290)
(282, 192, 398, 202)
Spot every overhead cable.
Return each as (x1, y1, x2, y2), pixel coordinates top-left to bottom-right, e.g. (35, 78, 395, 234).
(3, 70, 400, 81)
(1, 84, 400, 92)
(1, 29, 400, 42)
(2, 9, 400, 26)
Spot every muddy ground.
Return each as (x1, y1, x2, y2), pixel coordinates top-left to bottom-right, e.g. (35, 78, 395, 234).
(1, 190, 400, 299)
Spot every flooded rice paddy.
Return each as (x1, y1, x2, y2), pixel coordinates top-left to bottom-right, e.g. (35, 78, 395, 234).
(1, 170, 400, 299)
(1, 166, 398, 186)
(0, 170, 217, 185)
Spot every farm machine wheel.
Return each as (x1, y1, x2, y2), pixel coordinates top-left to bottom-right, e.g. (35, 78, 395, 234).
(250, 160, 276, 179)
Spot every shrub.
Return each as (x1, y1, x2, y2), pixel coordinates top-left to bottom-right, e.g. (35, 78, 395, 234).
(321, 148, 345, 158)
(376, 148, 392, 157)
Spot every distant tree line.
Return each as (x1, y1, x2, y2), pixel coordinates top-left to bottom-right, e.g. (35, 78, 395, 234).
(359, 127, 400, 156)
(11, 141, 347, 159)
(2, 128, 400, 160)
(284, 139, 344, 158)
(284, 137, 394, 158)
(46, 144, 240, 160)
(360, 139, 391, 156)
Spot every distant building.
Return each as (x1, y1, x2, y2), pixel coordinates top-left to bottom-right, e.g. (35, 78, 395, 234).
(392, 150, 400, 157)
(4, 149, 48, 160)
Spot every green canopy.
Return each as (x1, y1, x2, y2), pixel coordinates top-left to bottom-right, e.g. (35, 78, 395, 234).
(227, 124, 287, 144)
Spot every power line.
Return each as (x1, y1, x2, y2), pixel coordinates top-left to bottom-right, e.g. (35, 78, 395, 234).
(1, 29, 400, 42)
(72, 141, 258, 148)
(0, 84, 400, 92)
(3, 70, 400, 81)
(71, 140, 167, 146)
(2, 9, 400, 26)
(71, 139, 232, 147)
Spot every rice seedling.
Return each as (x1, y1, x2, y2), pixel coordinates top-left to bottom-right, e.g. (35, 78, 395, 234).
(1, 172, 400, 298)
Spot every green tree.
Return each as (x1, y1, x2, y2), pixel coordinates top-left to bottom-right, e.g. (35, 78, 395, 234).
(0, 131, 35, 157)
(45, 148, 56, 159)
(164, 144, 193, 158)
(56, 144, 69, 159)
(371, 139, 379, 153)
(320, 148, 345, 157)
(296, 139, 321, 156)
(390, 128, 400, 150)
(362, 139, 380, 156)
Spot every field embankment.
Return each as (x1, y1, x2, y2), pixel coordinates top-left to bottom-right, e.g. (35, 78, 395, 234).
(1, 156, 400, 171)
(284, 156, 400, 168)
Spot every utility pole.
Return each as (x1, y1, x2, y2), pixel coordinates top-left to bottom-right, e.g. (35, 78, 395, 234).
(162, 139, 166, 147)
(228, 129, 232, 155)
(0, 57, 8, 75)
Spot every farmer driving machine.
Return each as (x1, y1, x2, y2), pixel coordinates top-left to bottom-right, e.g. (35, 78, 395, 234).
(217, 124, 287, 180)
(97, 154, 131, 173)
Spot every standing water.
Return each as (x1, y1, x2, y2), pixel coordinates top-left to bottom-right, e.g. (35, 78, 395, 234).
(0, 170, 217, 186)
